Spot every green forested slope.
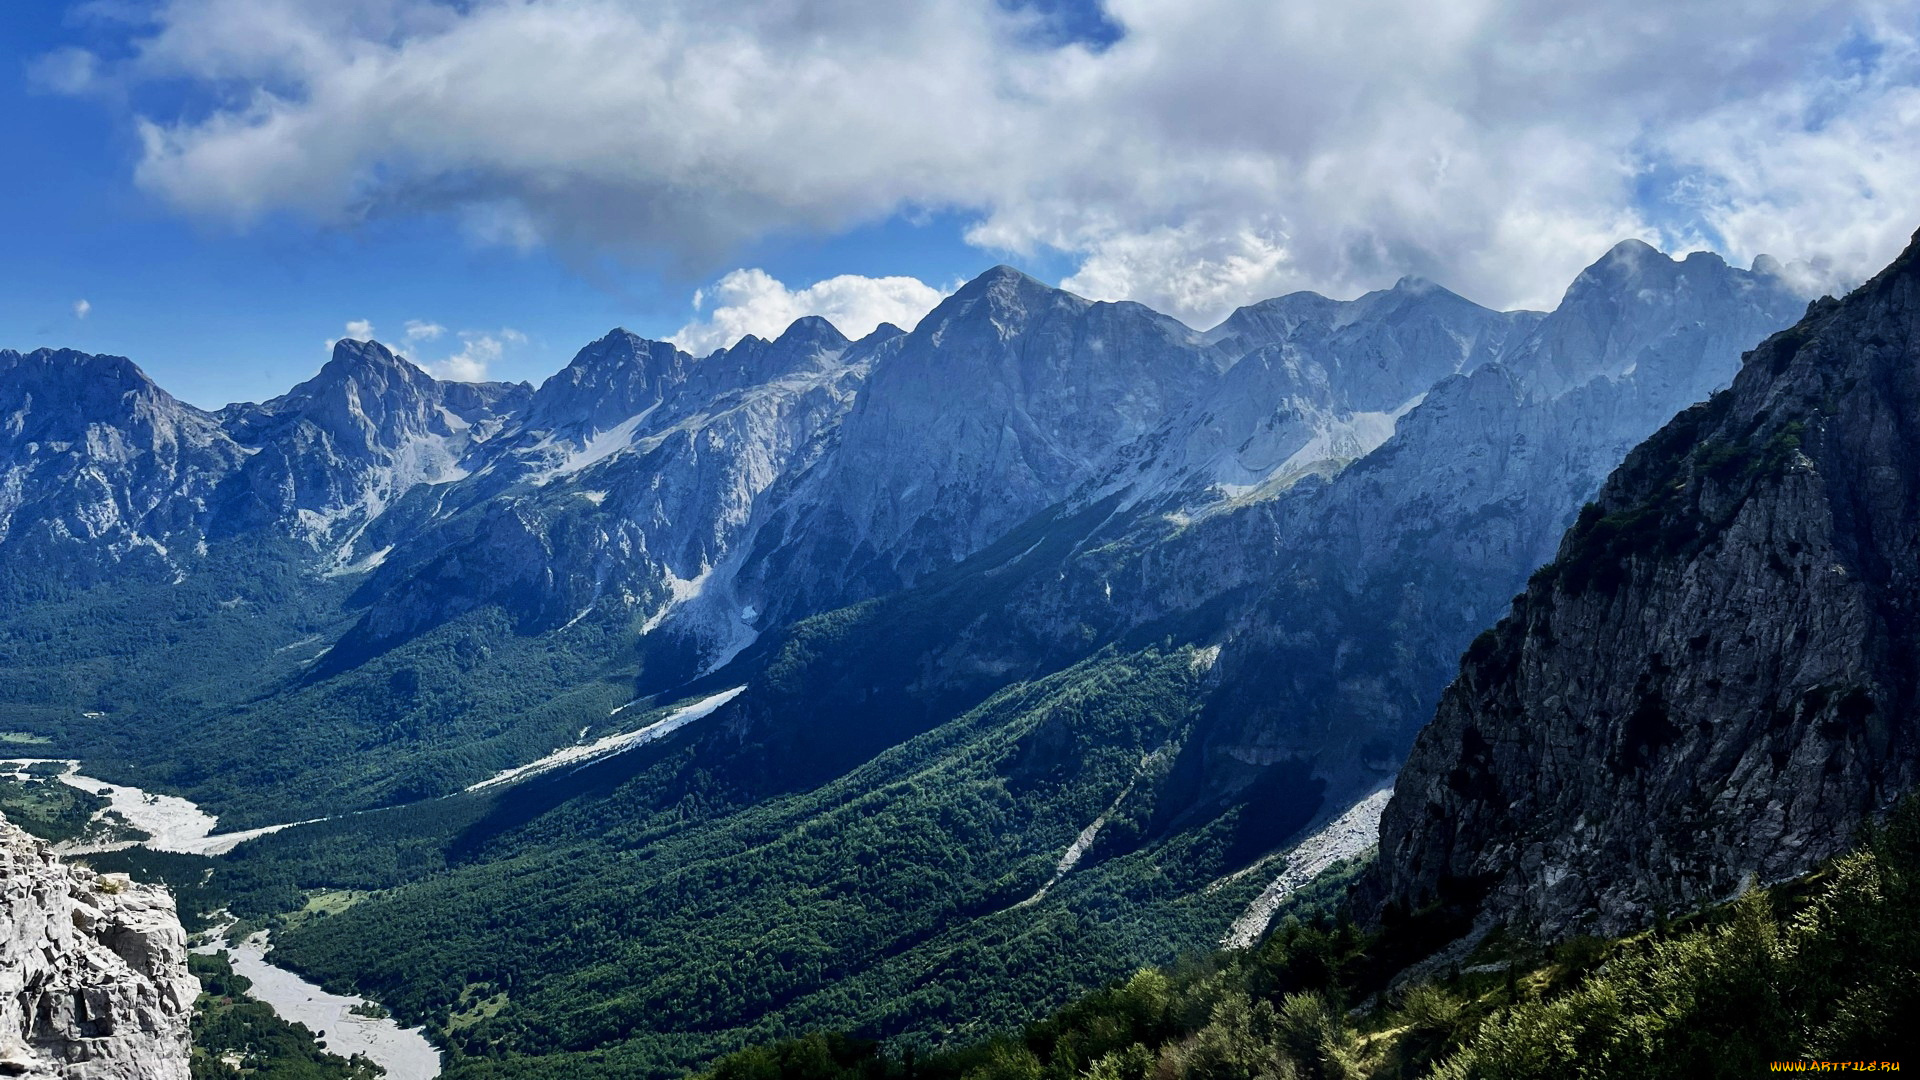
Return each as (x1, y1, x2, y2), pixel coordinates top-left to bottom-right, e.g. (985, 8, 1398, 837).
(0, 536, 673, 826)
(693, 802, 1920, 1080)
(163, 646, 1333, 1079)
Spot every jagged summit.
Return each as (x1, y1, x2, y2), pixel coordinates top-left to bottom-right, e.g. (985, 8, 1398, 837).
(773, 314, 850, 349)
(1601, 236, 1662, 259)
(919, 263, 1080, 330)
(961, 263, 1051, 291)
(1, 346, 175, 405)
(1501, 236, 1806, 401)
(525, 328, 689, 432)
(322, 335, 420, 373)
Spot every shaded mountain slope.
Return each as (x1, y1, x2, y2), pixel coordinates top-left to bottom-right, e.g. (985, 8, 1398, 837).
(1376, 228, 1920, 938)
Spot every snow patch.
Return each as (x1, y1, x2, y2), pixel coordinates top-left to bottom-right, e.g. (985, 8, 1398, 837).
(1220, 787, 1392, 948)
(640, 565, 713, 635)
(529, 408, 655, 485)
(323, 545, 392, 578)
(469, 686, 746, 792)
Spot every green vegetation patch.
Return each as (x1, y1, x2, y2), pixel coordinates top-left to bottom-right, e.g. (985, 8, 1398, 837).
(0, 773, 119, 845)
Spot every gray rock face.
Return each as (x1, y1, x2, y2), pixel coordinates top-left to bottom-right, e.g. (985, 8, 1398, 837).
(327, 318, 887, 666)
(0, 340, 531, 583)
(0, 818, 196, 1079)
(683, 244, 1807, 834)
(216, 338, 530, 546)
(0, 349, 241, 583)
(1103, 277, 1540, 512)
(1375, 229, 1920, 939)
(730, 267, 1222, 621)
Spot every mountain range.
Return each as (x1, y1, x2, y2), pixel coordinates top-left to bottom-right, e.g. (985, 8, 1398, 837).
(0, 238, 1815, 1077)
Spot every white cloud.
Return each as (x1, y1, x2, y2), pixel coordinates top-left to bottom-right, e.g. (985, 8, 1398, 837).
(72, 299, 91, 320)
(324, 318, 376, 351)
(27, 47, 99, 95)
(403, 319, 446, 342)
(57, 0, 1920, 321)
(423, 328, 524, 382)
(670, 270, 946, 354)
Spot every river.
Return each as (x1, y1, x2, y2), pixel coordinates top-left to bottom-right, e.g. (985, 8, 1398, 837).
(201, 931, 443, 1079)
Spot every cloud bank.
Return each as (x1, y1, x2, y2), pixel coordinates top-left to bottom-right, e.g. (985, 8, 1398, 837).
(670, 270, 946, 354)
(53, 0, 1920, 326)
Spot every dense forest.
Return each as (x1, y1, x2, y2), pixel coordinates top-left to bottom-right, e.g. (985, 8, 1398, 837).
(679, 801, 1920, 1080)
(209, 646, 1299, 1078)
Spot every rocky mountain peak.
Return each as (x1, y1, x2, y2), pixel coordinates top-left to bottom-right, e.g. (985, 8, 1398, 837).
(1503, 237, 1807, 401)
(773, 314, 850, 352)
(917, 264, 1085, 343)
(0, 348, 198, 446)
(4, 346, 155, 394)
(225, 337, 446, 455)
(319, 335, 419, 377)
(525, 329, 691, 436)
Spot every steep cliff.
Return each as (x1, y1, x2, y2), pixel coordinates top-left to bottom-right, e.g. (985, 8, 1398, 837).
(1376, 229, 1920, 939)
(0, 818, 196, 1079)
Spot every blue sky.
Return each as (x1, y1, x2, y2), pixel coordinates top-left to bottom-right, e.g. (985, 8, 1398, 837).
(3, 1, 1917, 407)
(0, 8, 1031, 406)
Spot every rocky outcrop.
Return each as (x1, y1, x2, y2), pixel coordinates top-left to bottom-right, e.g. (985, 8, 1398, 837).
(0, 818, 196, 1079)
(1374, 229, 1920, 939)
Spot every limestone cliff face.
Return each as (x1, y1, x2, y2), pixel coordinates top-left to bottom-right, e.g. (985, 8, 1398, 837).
(0, 819, 195, 1079)
(1375, 229, 1920, 939)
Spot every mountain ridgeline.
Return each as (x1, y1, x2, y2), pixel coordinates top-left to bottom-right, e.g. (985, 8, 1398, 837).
(1374, 228, 1920, 939)
(0, 242, 1815, 1076)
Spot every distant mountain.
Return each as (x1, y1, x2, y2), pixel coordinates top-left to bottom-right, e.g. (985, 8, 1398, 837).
(0, 348, 238, 587)
(1375, 229, 1920, 940)
(0, 245, 1806, 816)
(214, 338, 529, 548)
(326, 319, 882, 668)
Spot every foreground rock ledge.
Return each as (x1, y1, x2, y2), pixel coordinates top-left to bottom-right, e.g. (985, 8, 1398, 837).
(0, 817, 195, 1079)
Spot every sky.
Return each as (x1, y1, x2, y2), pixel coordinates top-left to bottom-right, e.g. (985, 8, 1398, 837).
(2, 0, 1918, 408)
